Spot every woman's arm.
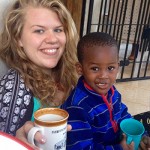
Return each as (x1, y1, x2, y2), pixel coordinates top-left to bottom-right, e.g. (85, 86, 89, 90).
(0, 69, 33, 136)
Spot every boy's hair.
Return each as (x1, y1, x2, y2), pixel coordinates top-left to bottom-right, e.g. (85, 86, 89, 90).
(77, 32, 118, 63)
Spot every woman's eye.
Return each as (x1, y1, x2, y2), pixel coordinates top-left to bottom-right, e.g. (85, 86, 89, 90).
(108, 66, 115, 71)
(54, 28, 63, 33)
(34, 29, 44, 34)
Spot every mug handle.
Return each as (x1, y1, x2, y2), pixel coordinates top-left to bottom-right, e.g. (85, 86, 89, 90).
(27, 127, 42, 146)
(126, 136, 133, 145)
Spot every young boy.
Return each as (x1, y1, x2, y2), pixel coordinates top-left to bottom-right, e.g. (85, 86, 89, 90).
(61, 32, 149, 150)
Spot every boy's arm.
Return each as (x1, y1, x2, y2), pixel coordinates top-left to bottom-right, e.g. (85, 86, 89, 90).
(120, 100, 132, 120)
(62, 106, 123, 150)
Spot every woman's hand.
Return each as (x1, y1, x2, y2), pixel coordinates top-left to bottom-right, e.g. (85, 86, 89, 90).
(16, 121, 44, 150)
(16, 121, 72, 149)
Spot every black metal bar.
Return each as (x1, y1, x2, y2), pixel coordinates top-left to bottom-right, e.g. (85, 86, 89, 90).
(105, 0, 112, 33)
(108, 0, 116, 35)
(122, 0, 136, 80)
(143, 0, 150, 77)
(116, 1, 125, 48)
(112, 0, 120, 38)
(80, 0, 87, 37)
(80, 0, 150, 82)
(130, 0, 144, 78)
(101, 0, 108, 32)
(97, 0, 104, 32)
(144, 41, 150, 77)
(117, 0, 127, 49)
(117, 77, 150, 82)
(119, 0, 129, 79)
(86, 0, 94, 34)
(137, 0, 149, 77)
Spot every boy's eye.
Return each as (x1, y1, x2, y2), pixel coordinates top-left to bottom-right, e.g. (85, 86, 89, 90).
(91, 67, 99, 71)
(108, 66, 115, 71)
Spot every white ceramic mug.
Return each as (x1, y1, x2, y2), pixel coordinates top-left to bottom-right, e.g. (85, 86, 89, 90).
(27, 108, 69, 150)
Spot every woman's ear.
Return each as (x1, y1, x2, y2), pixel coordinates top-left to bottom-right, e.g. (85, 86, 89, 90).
(18, 39, 23, 47)
(75, 62, 83, 75)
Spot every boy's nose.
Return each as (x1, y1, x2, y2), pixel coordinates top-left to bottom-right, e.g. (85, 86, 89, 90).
(99, 70, 108, 78)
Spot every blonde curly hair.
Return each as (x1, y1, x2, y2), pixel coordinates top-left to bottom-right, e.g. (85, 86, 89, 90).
(0, 0, 79, 106)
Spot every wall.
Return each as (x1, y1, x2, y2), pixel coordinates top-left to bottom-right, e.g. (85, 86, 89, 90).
(0, 0, 13, 78)
(62, 0, 83, 35)
(0, 0, 14, 32)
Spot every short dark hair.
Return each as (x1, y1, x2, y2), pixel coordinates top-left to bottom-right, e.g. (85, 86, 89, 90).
(77, 32, 118, 63)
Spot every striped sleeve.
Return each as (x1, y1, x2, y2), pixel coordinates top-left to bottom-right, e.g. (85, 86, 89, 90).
(62, 105, 123, 150)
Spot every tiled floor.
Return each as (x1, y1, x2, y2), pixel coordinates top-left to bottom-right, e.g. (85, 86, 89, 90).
(115, 80, 150, 116)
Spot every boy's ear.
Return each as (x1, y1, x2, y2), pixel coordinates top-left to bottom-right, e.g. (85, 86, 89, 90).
(75, 62, 83, 75)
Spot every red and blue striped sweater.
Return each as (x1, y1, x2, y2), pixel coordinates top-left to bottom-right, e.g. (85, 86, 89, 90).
(61, 76, 131, 150)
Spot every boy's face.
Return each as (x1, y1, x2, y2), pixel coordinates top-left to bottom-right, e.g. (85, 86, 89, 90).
(77, 45, 119, 95)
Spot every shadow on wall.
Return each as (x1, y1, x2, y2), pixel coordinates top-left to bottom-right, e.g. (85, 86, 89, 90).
(0, 0, 13, 78)
(0, 0, 14, 33)
(0, 59, 9, 79)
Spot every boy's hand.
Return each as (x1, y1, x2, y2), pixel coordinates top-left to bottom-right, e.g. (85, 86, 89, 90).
(120, 134, 134, 150)
(139, 135, 150, 150)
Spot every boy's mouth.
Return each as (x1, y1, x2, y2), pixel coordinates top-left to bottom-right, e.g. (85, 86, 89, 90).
(96, 82, 108, 89)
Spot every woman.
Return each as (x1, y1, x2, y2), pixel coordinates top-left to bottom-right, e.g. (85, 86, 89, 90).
(0, 0, 78, 147)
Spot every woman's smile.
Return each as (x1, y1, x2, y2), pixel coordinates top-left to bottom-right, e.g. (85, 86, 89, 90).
(42, 48, 58, 55)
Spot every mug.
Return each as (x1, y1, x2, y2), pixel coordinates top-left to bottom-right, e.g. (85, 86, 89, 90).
(120, 118, 145, 150)
(27, 108, 69, 150)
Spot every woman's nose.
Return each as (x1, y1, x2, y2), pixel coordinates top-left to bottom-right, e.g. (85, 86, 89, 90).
(45, 31, 58, 43)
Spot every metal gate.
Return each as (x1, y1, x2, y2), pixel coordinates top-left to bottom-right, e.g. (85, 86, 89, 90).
(80, 0, 150, 82)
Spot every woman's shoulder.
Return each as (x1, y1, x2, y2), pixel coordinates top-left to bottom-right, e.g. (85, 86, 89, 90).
(0, 68, 19, 80)
(0, 68, 32, 95)
(0, 59, 9, 79)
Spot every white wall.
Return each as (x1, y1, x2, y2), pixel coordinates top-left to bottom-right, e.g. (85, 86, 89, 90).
(0, 0, 14, 78)
(0, 0, 14, 32)
(83, 0, 109, 35)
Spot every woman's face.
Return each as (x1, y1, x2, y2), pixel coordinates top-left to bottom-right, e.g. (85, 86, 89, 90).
(19, 7, 66, 69)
